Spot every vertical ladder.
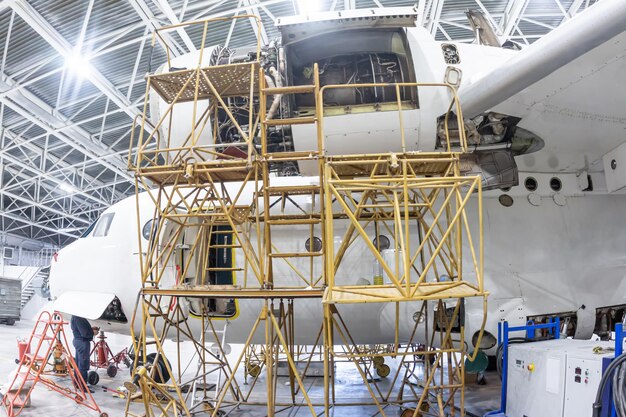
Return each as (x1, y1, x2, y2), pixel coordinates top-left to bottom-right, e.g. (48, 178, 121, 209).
(258, 64, 325, 288)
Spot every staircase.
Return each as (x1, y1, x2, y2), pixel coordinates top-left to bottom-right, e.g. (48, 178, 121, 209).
(21, 266, 50, 308)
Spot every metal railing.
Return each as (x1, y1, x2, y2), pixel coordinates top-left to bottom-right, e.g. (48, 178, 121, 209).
(152, 15, 263, 70)
(129, 15, 265, 174)
(1, 247, 56, 268)
(317, 82, 468, 154)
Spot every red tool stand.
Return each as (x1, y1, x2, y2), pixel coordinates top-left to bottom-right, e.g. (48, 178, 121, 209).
(88, 330, 129, 385)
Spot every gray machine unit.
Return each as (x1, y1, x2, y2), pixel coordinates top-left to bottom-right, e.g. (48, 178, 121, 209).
(506, 339, 614, 417)
(0, 277, 21, 325)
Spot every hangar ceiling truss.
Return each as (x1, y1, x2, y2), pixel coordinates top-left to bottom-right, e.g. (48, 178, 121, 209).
(0, 0, 599, 246)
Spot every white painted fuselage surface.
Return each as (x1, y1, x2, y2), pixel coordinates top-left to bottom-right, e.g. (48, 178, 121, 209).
(50, 1, 626, 355)
(49, 174, 626, 354)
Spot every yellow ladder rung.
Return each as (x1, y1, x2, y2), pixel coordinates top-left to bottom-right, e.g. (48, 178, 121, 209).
(263, 85, 316, 95)
(265, 150, 320, 160)
(206, 267, 244, 271)
(269, 252, 323, 258)
(264, 185, 320, 195)
(265, 116, 316, 126)
(267, 218, 321, 225)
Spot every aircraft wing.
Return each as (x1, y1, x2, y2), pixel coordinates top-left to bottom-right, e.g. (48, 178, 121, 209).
(53, 291, 117, 320)
(458, 0, 626, 173)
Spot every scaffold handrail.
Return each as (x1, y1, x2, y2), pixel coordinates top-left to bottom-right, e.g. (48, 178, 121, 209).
(151, 14, 264, 70)
(318, 81, 467, 154)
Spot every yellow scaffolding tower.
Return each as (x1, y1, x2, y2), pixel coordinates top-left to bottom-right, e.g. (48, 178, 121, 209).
(125, 15, 487, 417)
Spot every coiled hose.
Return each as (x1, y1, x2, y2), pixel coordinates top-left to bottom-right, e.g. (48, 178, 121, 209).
(496, 336, 554, 379)
(593, 353, 626, 417)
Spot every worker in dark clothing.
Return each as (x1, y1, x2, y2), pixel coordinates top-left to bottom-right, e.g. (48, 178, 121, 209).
(70, 315, 97, 392)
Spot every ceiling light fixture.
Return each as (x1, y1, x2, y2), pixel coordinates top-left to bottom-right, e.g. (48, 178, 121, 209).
(65, 51, 91, 78)
(58, 227, 81, 233)
(297, 0, 324, 14)
(59, 182, 78, 194)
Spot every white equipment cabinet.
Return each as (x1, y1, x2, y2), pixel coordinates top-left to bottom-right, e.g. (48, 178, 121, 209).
(506, 339, 613, 417)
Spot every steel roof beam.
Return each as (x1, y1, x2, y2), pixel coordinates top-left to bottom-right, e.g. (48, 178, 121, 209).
(0, 127, 126, 205)
(9, 0, 153, 135)
(244, 0, 269, 44)
(568, 0, 586, 16)
(0, 230, 58, 249)
(428, 0, 445, 36)
(0, 189, 91, 225)
(0, 211, 79, 238)
(0, 94, 132, 182)
(127, 0, 185, 57)
(189, 0, 288, 21)
(0, 149, 114, 207)
(498, 0, 529, 42)
(152, 0, 197, 52)
(1, 169, 107, 219)
(0, 73, 133, 181)
(472, 0, 502, 36)
(416, 0, 427, 27)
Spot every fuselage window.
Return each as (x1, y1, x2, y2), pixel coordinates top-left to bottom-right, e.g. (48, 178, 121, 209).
(93, 213, 115, 237)
(80, 220, 97, 238)
(142, 219, 155, 241)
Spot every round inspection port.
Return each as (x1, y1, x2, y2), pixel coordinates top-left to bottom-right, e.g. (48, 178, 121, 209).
(524, 177, 538, 192)
(499, 194, 514, 207)
(305, 236, 322, 252)
(550, 177, 562, 192)
(372, 235, 390, 251)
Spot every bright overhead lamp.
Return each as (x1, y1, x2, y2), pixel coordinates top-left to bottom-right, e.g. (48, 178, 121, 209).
(59, 182, 78, 194)
(58, 227, 81, 233)
(65, 51, 91, 78)
(297, 0, 324, 14)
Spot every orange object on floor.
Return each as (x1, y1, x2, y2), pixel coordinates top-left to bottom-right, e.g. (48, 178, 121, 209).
(15, 339, 29, 364)
(1, 311, 107, 417)
(90, 330, 129, 378)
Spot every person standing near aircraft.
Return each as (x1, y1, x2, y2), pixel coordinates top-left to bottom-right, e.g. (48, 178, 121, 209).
(70, 315, 98, 393)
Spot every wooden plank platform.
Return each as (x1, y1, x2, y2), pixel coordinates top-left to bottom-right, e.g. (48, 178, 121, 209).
(147, 62, 260, 103)
(323, 281, 486, 304)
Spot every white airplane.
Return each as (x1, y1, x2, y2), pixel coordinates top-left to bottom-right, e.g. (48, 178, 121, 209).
(49, 0, 626, 364)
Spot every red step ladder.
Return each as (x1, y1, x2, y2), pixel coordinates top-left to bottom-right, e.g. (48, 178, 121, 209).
(1, 311, 107, 417)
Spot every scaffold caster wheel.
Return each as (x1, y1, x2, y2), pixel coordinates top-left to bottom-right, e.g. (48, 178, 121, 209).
(88, 370, 100, 386)
(107, 364, 118, 377)
(401, 404, 429, 417)
(246, 363, 261, 378)
(373, 356, 385, 366)
(375, 364, 390, 378)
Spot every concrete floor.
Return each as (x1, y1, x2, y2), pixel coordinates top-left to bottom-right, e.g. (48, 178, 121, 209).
(0, 316, 500, 417)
